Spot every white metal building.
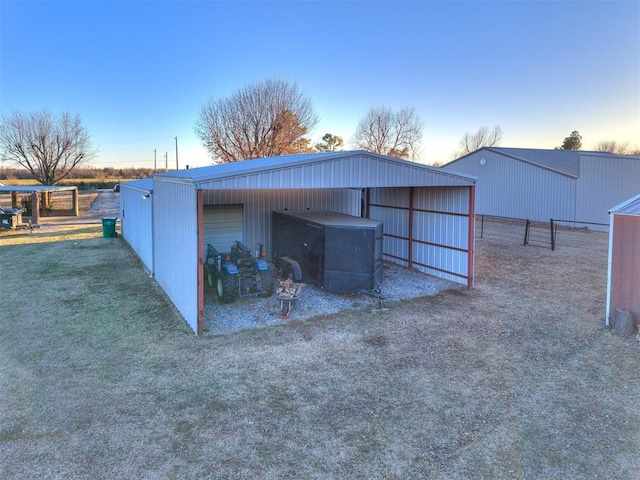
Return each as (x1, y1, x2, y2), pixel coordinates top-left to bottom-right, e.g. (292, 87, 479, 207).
(120, 179, 153, 273)
(122, 151, 477, 336)
(441, 147, 640, 230)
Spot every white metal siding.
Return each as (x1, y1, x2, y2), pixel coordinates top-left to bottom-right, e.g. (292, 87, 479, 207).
(576, 155, 640, 229)
(442, 151, 575, 222)
(203, 205, 244, 252)
(120, 182, 153, 273)
(153, 179, 198, 333)
(369, 187, 410, 267)
(202, 188, 360, 260)
(368, 186, 472, 285)
(194, 153, 475, 190)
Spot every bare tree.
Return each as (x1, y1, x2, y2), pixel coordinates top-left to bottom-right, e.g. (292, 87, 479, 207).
(195, 78, 319, 163)
(353, 106, 423, 160)
(451, 125, 503, 159)
(0, 109, 96, 185)
(593, 140, 640, 155)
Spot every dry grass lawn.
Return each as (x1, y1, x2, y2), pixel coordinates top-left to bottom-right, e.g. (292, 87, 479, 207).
(0, 221, 638, 479)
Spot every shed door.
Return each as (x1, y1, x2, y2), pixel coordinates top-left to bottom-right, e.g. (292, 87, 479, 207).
(203, 204, 244, 252)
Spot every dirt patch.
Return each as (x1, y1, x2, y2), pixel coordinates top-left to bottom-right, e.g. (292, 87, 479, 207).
(1, 221, 639, 479)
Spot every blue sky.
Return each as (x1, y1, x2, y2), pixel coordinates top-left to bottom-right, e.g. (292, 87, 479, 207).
(1, 0, 638, 169)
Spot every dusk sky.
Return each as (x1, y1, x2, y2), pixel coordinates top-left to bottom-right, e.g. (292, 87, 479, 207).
(1, 0, 638, 169)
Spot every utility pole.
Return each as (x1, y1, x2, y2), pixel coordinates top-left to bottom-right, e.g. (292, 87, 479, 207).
(175, 136, 179, 170)
(165, 151, 168, 172)
(154, 149, 157, 173)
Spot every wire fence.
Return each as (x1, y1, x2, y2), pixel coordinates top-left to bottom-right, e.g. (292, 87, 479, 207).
(476, 214, 609, 254)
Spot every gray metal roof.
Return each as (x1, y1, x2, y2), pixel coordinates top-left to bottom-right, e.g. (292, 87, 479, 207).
(610, 193, 640, 216)
(121, 178, 153, 192)
(154, 150, 477, 189)
(485, 147, 583, 177)
(447, 147, 638, 179)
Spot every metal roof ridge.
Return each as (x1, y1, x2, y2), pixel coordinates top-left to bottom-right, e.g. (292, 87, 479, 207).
(157, 150, 477, 184)
(484, 147, 579, 178)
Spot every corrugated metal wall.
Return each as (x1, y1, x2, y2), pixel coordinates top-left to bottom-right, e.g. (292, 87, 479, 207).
(120, 183, 153, 273)
(368, 186, 473, 285)
(370, 187, 411, 267)
(202, 188, 361, 258)
(576, 155, 640, 228)
(194, 153, 475, 190)
(203, 205, 244, 251)
(153, 179, 199, 332)
(442, 151, 576, 222)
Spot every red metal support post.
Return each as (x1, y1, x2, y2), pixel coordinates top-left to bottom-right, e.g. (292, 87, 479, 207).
(408, 187, 414, 269)
(467, 185, 475, 288)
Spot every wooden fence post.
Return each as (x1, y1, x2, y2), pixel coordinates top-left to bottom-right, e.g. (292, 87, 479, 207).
(31, 192, 40, 225)
(72, 188, 79, 216)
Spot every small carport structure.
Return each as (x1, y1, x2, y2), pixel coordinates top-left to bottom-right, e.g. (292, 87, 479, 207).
(606, 193, 640, 329)
(0, 185, 79, 224)
(128, 150, 477, 336)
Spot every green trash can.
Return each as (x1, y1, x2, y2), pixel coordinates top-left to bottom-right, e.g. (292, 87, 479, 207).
(102, 217, 117, 238)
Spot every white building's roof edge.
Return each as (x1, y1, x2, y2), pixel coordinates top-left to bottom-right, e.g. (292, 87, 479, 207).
(153, 150, 477, 187)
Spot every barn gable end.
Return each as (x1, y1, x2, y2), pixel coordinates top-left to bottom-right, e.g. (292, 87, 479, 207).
(442, 147, 640, 230)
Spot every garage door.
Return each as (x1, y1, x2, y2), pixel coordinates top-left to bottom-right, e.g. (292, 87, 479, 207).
(203, 204, 244, 252)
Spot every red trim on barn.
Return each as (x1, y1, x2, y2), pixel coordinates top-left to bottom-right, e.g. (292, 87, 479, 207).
(468, 185, 475, 288)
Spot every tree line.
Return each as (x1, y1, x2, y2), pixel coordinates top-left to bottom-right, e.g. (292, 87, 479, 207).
(1, 78, 638, 185)
(0, 166, 154, 181)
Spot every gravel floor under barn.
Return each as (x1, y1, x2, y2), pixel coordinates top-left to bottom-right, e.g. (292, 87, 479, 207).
(204, 262, 460, 336)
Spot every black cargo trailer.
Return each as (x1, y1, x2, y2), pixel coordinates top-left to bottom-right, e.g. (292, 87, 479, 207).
(272, 210, 383, 293)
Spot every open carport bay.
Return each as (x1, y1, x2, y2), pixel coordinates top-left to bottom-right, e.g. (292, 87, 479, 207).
(1, 220, 639, 479)
(204, 261, 459, 335)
